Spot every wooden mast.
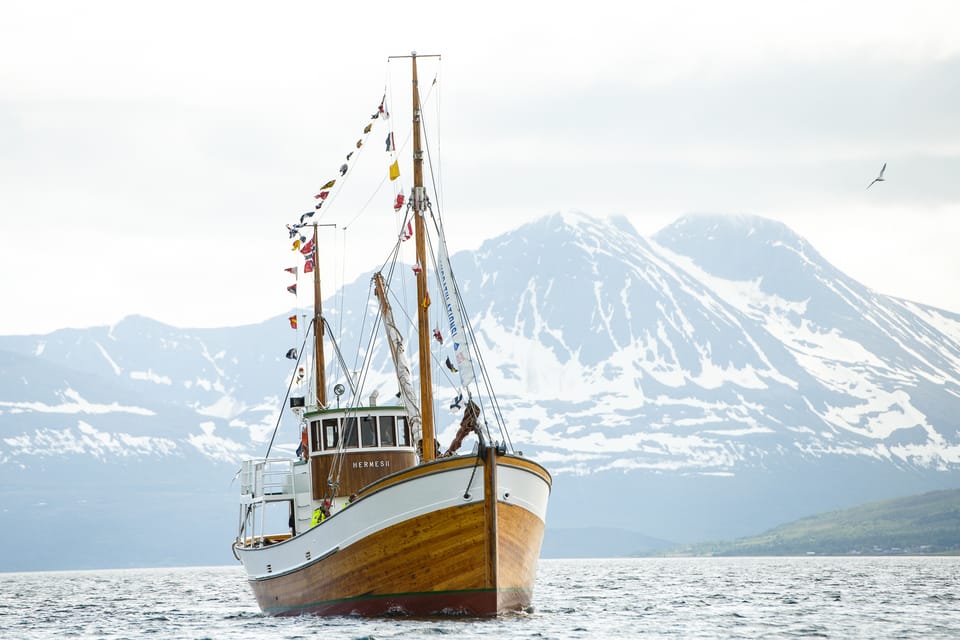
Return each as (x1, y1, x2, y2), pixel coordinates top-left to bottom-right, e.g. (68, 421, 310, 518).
(312, 225, 327, 408)
(410, 52, 435, 462)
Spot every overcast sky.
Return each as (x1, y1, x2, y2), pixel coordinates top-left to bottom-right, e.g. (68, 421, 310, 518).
(2, 0, 959, 335)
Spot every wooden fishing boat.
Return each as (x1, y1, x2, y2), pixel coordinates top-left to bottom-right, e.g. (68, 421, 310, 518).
(232, 52, 552, 617)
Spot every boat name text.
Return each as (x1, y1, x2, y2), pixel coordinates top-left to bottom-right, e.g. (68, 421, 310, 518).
(352, 460, 391, 469)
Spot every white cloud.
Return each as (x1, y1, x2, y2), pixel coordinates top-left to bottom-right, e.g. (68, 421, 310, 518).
(2, 0, 959, 335)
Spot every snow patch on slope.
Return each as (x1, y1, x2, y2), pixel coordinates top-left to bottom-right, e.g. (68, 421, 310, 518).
(197, 395, 249, 420)
(94, 342, 123, 376)
(129, 370, 173, 385)
(2, 421, 177, 459)
(0, 389, 154, 416)
(187, 422, 250, 464)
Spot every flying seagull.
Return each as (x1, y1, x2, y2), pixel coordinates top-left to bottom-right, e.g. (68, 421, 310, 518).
(867, 163, 886, 189)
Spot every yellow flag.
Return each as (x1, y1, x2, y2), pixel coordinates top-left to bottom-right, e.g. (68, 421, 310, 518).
(389, 160, 400, 181)
(292, 239, 301, 251)
(320, 179, 335, 190)
(363, 123, 372, 134)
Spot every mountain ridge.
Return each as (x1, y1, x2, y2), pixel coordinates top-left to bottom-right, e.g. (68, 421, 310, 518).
(664, 488, 960, 556)
(2, 211, 959, 569)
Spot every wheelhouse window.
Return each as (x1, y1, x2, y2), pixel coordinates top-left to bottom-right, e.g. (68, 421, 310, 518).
(322, 418, 339, 450)
(310, 420, 322, 453)
(360, 416, 377, 448)
(379, 416, 396, 447)
(343, 417, 359, 448)
(397, 416, 410, 446)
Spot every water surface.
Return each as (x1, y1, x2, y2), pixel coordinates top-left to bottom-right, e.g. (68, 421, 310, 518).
(2, 557, 958, 638)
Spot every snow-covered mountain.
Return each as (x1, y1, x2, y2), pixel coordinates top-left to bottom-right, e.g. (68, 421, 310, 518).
(2, 212, 959, 569)
(462, 213, 960, 474)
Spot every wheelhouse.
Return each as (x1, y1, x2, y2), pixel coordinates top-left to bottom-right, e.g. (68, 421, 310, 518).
(305, 404, 418, 498)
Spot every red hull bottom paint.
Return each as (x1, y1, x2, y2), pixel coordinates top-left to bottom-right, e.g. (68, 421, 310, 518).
(263, 587, 533, 617)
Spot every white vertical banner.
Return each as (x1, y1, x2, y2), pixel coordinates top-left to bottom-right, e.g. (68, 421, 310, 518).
(436, 237, 475, 388)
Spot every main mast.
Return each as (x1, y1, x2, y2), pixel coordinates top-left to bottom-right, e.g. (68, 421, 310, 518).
(410, 52, 435, 461)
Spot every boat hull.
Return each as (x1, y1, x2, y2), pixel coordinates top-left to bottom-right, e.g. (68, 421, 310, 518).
(236, 453, 550, 616)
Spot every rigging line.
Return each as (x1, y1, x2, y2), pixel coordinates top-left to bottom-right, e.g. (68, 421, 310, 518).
(380, 237, 406, 323)
(420, 202, 509, 448)
(450, 262, 510, 448)
(328, 279, 384, 489)
(471, 324, 512, 448)
(322, 317, 357, 395)
(310, 97, 384, 228)
(414, 208, 470, 432)
(376, 219, 406, 278)
(341, 170, 390, 230)
(462, 447, 483, 500)
(425, 205, 505, 448)
(419, 75, 445, 222)
(329, 335, 381, 493)
(342, 80, 436, 232)
(423, 205, 481, 395)
(263, 319, 315, 460)
(418, 71, 509, 449)
(336, 227, 348, 387)
(341, 68, 442, 233)
(340, 89, 433, 233)
(311, 228, 344, 396)
(372, 202, 415, 318)
(348, 273, 376, 378)
(384, 277, 459, 392)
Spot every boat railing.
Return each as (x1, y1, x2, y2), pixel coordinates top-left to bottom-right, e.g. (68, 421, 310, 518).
(240, 458, 295, 500)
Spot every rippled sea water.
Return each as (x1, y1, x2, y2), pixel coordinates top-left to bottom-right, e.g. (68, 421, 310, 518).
(2, 557, 958, 639)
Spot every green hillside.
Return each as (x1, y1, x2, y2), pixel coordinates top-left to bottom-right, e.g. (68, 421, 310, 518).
(669, 489, 960, 556)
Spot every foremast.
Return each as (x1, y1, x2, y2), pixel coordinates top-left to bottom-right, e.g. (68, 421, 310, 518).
(311, 225, 327, 408)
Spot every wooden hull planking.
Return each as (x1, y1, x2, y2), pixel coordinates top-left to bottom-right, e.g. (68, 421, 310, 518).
(242, 455, 549, 616)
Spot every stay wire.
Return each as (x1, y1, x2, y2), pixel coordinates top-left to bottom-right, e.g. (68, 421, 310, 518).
(420, 121, 509, 448)
(263, 319, 315, 460)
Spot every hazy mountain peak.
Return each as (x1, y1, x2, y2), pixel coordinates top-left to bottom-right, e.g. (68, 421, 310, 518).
(653, 212, 836, 295)
(493, 210, 641, 245)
